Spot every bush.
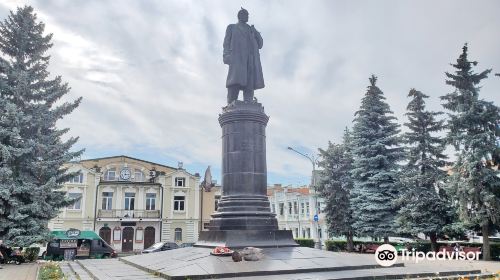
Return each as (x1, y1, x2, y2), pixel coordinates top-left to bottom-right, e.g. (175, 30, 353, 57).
(38, 262, 63, 280)
(294, 238, 315, 248)
(25, 247, 40, 262)
(324, 239, 500, 259)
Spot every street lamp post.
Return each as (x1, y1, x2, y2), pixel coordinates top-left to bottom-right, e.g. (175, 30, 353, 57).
(287, 146, 322, 249)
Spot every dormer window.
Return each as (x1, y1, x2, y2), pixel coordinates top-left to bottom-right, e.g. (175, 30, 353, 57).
(105, 168, 116, 181)
(134, 169, 144, 182)
(68, 173, 83, 184)
(175, 177, 185, 187)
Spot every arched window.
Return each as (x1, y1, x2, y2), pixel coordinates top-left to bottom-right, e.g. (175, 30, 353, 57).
(174, 228, 182, 242)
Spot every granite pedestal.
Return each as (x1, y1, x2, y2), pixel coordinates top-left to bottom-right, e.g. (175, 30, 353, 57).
(196, 101, 296, 248)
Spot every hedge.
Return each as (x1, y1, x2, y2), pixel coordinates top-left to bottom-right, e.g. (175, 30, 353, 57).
(294, 239, 315, 248)
(324, 240, 500, 260)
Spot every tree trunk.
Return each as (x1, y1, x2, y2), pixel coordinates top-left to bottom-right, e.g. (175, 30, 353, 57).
(346, 232, 354, 252)
(383, 236, 389, 244)
(429, 232, 437, 252)
(482, 223, 491, 261)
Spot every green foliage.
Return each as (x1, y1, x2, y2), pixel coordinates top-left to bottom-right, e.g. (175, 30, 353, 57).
(294, 238, 315, 248)
(350, 75, 403, 238)
(0, 5, 83, 246)
(397, 88, 452, 245)
(317, 128, 355, 244)
(324, 240, 500, 259)
(38, 262, 64, 280)
(24, 247, 40, 262)
(441, 44, 500, 260)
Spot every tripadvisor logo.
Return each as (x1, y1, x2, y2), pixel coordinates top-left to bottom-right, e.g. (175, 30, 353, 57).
(374, 244, 482, 267)
(375, 244, 398, 267)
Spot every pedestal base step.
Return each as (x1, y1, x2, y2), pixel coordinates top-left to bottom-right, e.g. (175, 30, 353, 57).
(194, 229, 298, 248)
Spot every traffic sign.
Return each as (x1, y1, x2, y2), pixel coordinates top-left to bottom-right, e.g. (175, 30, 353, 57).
(313, 214, 319, 222)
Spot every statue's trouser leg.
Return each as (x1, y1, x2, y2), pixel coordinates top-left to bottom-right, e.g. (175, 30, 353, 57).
(227, 86, 239, 104)
(243, 55, 255, 102)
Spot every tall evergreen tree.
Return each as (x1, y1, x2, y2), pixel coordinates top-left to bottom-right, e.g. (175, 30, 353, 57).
(0, 6, 82, 246)
(350, 75, 403, 242)
(317, 128, 355, 251)
(396, 89, 450, 251)
(441, 44, 500, 260)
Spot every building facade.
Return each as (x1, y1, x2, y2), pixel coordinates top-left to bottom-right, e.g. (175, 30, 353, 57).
(267, 184, 328, 246)
(48, 156, 218, 253)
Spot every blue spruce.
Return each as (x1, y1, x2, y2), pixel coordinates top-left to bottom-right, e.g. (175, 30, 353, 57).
(350, 75, 403, 242)
(0, 6, 82, 246)
(441, 44, 499, 260)
(397, 89, 451, 251)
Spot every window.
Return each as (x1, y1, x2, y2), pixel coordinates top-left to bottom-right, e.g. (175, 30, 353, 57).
(214, 195, 221, 211)
(136, 227, 144, 242)
(174, 196, 185, 211)
(68, 173, 83, 184)
(105, 168, 116, 181)
(306, 202, 310, 216)
(175, 177, 185, 187)
(102, 192, 113, 210)
(67, 193, 82, 210)
(301, 202, 305, 215)
(134, 170, 144, 182)
(124, 193, 135, 210)
(279, 203, 284, 215)
(146, 193, 156, 210)
(174, 228, 182, 242)
(288, 202, 292, 215)
(293, 201, 298, 214)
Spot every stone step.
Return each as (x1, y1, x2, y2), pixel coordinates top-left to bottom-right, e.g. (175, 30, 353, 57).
(59, 261, 78, 280)
(68, 261, 94, 280)
(77, 258, 162, 280)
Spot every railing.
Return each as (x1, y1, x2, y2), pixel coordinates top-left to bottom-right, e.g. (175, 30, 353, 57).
(97, 209, 160, 219)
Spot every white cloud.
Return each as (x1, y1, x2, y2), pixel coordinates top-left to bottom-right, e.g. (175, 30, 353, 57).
(0, 0, 499, 185)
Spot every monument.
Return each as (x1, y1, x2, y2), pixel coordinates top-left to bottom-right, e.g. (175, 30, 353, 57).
(101, 9, 484, 280)
(195, 8, 296, 248)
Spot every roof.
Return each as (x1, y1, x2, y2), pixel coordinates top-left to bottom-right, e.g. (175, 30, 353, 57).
(78, 155, 177, 170)
(51, 230, 101, 240)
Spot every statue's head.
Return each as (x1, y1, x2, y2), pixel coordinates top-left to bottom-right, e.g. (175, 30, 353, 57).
(237, 8, 249, 23)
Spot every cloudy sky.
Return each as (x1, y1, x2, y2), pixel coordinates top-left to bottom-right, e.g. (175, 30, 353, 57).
(0, 0, 499, 186)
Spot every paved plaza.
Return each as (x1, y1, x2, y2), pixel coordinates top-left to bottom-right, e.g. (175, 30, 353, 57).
(0, 263, 38, 280)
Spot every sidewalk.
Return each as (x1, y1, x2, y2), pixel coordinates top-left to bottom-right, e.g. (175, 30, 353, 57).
(0, 263, 39, 280)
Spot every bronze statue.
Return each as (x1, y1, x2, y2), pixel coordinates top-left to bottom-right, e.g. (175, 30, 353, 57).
(223, 8, 264, 104)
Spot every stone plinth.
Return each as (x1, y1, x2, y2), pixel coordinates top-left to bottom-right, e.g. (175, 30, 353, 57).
(196, 101, 296, 248)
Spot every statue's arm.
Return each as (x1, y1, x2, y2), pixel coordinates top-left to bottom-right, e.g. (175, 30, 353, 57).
(253, 26, 263, 49)
(223, 25, 232, 64)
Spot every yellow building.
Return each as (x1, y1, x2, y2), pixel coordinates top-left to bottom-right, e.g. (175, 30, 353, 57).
(48, 156, 218, 253)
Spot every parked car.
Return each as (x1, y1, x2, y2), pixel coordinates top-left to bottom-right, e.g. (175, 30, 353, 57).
(179, 243, 194, 248)
(142, 242, 179, 254)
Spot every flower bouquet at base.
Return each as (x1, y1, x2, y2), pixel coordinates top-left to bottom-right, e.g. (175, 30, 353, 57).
(210, 246, 234, 256)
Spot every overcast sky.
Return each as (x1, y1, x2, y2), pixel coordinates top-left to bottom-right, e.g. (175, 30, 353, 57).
(0, 0, 499, 186)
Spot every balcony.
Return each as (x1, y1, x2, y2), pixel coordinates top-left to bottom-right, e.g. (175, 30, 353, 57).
(97, 209, 160, 219)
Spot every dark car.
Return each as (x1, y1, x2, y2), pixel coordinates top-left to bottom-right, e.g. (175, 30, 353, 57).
(142, 242, 179, 254)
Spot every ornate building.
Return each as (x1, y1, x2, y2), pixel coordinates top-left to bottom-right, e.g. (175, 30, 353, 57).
(267, 184, 328, 246)
(48, 156, 218, 253)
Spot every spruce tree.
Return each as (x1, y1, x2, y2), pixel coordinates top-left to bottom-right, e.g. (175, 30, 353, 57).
(441, 44, 500, 260)
(0, 6, 82, 246)
(317, 128, 355, 251)
(396, 89, 450, 251)
(350, 75, 403, 242)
